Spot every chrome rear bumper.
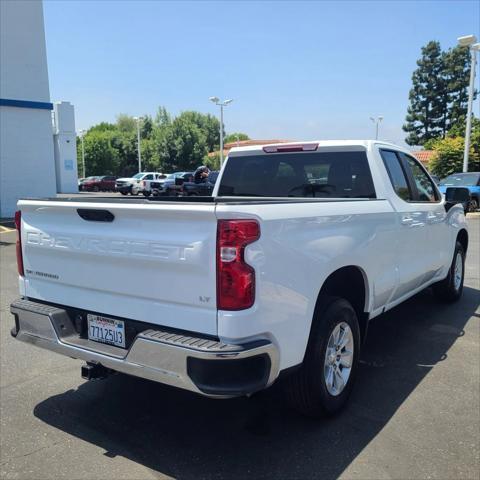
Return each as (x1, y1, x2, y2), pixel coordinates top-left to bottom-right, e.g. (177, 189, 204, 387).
(10, 299, 279, 397)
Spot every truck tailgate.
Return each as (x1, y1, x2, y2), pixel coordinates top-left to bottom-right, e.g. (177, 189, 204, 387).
(18, 199, 218, 335)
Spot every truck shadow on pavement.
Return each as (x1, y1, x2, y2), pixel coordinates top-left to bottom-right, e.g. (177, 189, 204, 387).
(34, 286, 479, 480)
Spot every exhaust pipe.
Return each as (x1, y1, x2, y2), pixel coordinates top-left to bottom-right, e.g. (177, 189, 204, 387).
(81, 362, 111, 381)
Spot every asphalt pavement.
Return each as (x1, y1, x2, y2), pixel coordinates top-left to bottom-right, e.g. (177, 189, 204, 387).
(0, 218, 479, 480)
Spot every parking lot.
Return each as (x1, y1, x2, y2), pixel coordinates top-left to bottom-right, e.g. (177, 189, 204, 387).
(0, 217, 479, 480)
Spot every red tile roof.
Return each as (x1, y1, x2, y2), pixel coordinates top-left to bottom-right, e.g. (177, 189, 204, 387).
(411, 150, 435, 166)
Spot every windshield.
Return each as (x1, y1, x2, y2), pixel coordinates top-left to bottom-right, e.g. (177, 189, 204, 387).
(132, 173, 145, 179)
(440, 173, 480, 186)
(218, 150, 376, 198)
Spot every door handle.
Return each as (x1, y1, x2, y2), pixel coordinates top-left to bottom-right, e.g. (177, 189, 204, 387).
(77, 209, 114, 222)
(401, 216, 413, 225)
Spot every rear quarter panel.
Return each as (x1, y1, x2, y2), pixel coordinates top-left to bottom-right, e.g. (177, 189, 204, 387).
(216, 199, 397, 370)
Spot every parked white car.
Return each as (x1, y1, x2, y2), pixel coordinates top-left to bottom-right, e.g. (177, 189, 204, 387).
(115, 172, 164, 196)
(11, 140, 469, 417)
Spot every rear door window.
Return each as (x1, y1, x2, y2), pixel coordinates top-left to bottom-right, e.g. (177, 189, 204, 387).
(218, 150, 376, 198)
(380, 150, 413, 201)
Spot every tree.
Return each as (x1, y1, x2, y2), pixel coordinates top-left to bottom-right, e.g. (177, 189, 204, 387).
(403, 41, 447, 145)
(173, 111, 220, 152)
(404, 41, 475, 146)
(201, 113, 221, 152)
(111, 130, 138, 176)
(80, 130, 120, 175)
(444, 45, 475, 131)
(76, 106, 248, 176)
(141, 137, 162, 171)
(116, 114, 136, 133)
(154, 106, 171, 127)
(224, 132, 250, 144)
(428, 118, 480, 178)
(88, 122, 116, 133)
(141, 115, 154, 139)
(204, 152, 221, 170)
(164, 112, 209, 171)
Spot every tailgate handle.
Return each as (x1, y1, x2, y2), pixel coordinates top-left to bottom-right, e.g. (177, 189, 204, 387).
(77, 209, 114, 222)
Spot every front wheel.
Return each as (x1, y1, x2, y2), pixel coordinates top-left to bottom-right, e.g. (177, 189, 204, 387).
(284, 296, 360, 418)
(432, 241, 465, 302)
(468, 198, 479, 212)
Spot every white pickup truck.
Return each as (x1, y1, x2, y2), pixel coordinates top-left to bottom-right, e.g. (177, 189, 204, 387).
(115, 172, 165, 196)
(11, 140, 469, 417)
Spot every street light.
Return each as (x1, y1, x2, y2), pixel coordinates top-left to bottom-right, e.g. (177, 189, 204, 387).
(457, 34, 480, 172)
(209, 97, 233, 167)
(78, 129, 86, 177)
(133, 116, 143, 173)
(369, 116, 383, 140)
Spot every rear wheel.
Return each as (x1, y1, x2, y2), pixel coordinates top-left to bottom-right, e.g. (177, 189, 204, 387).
(120, 191, 127, 196)
(284, 296, 360, 417)
(143, 191, 151, 197)
(432, 241, 465, 302)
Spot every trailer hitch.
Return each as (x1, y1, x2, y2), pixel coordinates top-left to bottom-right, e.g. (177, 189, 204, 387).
(81, 362, 112, 381)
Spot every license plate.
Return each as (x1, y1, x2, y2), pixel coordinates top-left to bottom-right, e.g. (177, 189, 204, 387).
(87, 314, 125, 348)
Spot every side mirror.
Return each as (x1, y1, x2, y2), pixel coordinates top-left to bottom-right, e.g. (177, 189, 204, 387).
(445, 187, 470, 213)
(445, 187, 470, 202)
(175, 178, 184, 186)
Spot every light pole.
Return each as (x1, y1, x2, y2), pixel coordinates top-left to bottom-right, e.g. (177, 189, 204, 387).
(78, 129, 86, 177)
(369, 116, 383, 140)
(209, 97, 233, 167)
(457, 35, 480, 172)
(133, 116, 143, 173)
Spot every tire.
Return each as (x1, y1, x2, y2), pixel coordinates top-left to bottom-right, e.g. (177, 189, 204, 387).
(432, 241, 465, 303)
(143, 191, 151, 197)
(469, 198, 479, 212)
(284, 296, 361, 418)
(93, 186, 99, 192)
(120, 191, 127, 196)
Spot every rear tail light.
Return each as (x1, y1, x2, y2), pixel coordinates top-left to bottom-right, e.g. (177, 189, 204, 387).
(14, 210, 24, 276)
(263, 143, 318, 153)
(217, 220, 260, 310)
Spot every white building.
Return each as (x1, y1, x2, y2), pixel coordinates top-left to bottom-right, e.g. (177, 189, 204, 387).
(53, 101, 79, 194)
(0, 0, 78, 218)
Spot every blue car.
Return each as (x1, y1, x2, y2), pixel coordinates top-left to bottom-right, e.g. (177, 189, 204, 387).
(438, 172, 480, 211)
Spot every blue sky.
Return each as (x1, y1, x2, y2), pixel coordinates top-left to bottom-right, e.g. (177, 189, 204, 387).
(43, 0, 480, 146)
